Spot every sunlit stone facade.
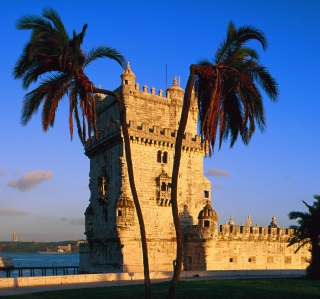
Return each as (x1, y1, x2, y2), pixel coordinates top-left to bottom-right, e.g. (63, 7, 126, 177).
(79, 64, 309, 274)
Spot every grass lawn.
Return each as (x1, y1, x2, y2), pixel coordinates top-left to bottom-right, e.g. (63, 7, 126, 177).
(2, 278, 320, 299)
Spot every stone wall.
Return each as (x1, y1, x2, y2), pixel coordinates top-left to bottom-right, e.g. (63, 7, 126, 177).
(79, 63, 310, 274)
(80, 63, 210, 273)
(0, 269, 306, 289)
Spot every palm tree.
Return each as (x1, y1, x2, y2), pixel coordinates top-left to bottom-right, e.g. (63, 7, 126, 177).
(167, 21, 279, 298)
(288, 195, 320, 279)
(14, 8, 151, 298)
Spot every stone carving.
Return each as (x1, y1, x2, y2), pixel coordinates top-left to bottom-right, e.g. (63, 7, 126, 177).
(79, 65, 310, 274)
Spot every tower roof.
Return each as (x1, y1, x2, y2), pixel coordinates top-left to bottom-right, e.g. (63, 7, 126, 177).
(167, 76, 184, 91)
(122, 62, 136, 78)
(268, 215, 279, 228)
(198, 201, 218, 220)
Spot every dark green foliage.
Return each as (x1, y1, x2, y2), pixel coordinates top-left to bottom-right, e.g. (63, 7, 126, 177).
(288, 195, 320, 279)
(168, 20, 279, 299)
(14, 7, 126, 144)
(195, 21, 279, 155)
(0, 241, 78, 253)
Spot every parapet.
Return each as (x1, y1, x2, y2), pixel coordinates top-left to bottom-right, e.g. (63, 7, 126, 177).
(121, 63, 190, 105)
(128, 121, 203, 151)
(218, 223, 295, 241)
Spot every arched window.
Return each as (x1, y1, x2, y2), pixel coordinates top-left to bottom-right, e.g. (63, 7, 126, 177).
(157, 150, 162, 163)
(163, 151, 168, 163)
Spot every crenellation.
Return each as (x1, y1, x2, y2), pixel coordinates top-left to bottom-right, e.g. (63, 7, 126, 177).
(127, 121, 202, 150)
(80, 65, 310, 274)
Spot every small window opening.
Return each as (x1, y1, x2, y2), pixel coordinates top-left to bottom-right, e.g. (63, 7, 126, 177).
(248, 258, 252, 262)
(285, 257, 292, 264)
(204, 190, 209, 198)
(301, 257, 307, 263)
(163, 151, 168, 163)
(161, 182, 167, 191)
(117, 210, 122, 217)
(125, 80, 128, 85)
(229, 258, 233, 262)
(204, 220, 210, 227)
(157, 151, 162, 163)
(267, 256, 274, 264)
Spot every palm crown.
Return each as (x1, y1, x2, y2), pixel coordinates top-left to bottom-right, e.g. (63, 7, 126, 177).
(14, 7, 126, 144)
(288, 195, 320, 279)
(194, 21, 279, 155)
(288, 195, 320, 250)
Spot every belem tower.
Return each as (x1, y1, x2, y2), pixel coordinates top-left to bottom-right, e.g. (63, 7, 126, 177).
(79, 63, 310, 273)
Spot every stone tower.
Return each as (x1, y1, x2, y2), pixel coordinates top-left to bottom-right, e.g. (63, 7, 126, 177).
(79, 63, 211, 273)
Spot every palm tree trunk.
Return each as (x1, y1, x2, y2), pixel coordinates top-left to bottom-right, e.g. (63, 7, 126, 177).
(309, 238, 320, 279)
(167, 65, 197, 299)
(93, 87, 151, 299)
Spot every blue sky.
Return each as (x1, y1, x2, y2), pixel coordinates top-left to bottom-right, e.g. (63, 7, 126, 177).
(1, 0, 319, 241)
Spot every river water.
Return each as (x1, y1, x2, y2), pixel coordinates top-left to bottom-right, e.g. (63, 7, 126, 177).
(0, 253, 79, 278)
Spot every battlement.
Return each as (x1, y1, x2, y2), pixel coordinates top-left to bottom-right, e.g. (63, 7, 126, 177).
(186, 213, 295, 242)
(85, 119, 203, 158)
(186, 223, 295, 242)
(128, 121, 202, 150)
(122, 62, 185, 102)
(219, 224, 295, 240)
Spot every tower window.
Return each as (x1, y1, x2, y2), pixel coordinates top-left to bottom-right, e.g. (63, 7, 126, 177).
(204, 220, 210, 227)
(157, 151, 162, 163)
(161, 182, 167, 191)
(125, 80, 128, 85)
(204, 190, 209, 198)
(163, 151, 168, 163)
(117, 210, 122, 217)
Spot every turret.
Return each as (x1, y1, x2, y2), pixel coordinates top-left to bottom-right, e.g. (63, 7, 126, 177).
(198, 201, 218, 238)
(166, 76, 184, 102)
(121, 62, 136, 91)
(268, 215, 279, 228)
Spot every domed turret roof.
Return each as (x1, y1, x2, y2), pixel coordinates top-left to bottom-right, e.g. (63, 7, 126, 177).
(167, 76, 184, 92)
(122, 62, 136, 78)
(198, 201, 218, 220)
(268, 215, 279, 228)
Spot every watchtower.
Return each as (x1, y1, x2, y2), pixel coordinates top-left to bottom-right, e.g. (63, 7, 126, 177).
(79, 63, 211, 273)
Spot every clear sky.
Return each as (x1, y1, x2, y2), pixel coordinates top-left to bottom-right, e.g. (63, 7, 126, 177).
(1, 0, 319, 242)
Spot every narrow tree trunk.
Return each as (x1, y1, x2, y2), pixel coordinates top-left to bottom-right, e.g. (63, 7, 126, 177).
(167, 65, 197, 299)
(93, 87, 151, 299)
(309, 238, 320, 280)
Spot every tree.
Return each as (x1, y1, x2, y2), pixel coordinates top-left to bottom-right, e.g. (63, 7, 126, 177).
(14, 8, 151, 298)
(288, 195, 320, 279)
(167, 21, 279, 298)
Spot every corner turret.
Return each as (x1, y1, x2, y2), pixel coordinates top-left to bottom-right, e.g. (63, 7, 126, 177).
(166, 76, 184, 102)
(268, 215, 279, 228)
(121, 62, 136, 89)
(198, 201, 218, 238)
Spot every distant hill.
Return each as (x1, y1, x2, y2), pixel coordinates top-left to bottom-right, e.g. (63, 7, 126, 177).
(0, 241, 80, 253)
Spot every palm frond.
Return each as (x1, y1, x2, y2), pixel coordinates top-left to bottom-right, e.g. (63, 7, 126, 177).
(42, 7, 68, 42)
(234, 24, 268, 50)
(84, 46, 126, 69)
(15, 7, 126, 144)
